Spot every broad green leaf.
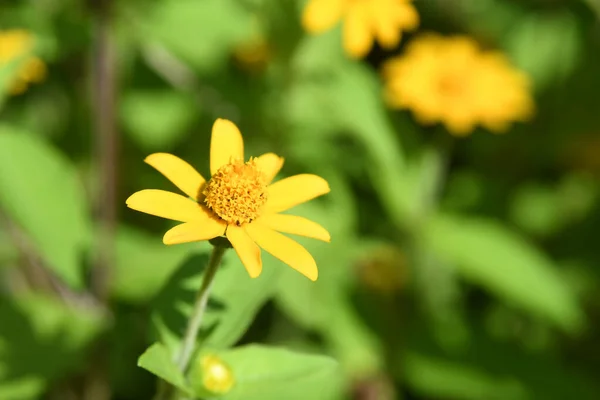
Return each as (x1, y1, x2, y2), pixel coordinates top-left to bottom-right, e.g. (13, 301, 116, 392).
(404, 352, 528, 400)
(203, 250, 280, 348)
(113, 226, 194, 303)
(144, 0, 252, 73)
(0, 294, 106, 398)
(152, 247, 280, 355)
(423, 214, 584, 332)
(120, 89, 198, 151)
(137, 343, 192, 395)
(0, 128, 90, 288)
(215, 345, 340, 400)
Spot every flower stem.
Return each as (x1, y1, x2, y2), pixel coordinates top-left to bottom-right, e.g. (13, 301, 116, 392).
(176, 245, 226, 372)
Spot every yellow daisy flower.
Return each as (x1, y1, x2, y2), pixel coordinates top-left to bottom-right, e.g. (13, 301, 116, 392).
(302, 0, 419, 58)
(126, 119, 331, 281)
(0, 29, 46, 95)
(382, 34, 534, 136)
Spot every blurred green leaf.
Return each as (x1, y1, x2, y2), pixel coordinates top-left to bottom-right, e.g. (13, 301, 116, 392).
(403, 352, 528, 400)
(216, 345, 340, 400)
(0, 128, 90, 288)
(423, 214, 584, 332)
(120, 89, 198, 151)
(505, 11, 582, 90)
(0, 294, 105, 397)
(143, 0, 252, 73)
(113, 225, 194, 303)
(152, 248, 280, 355)
(0, 377, 44, 400)
(0, 60, 19, 109)
(137, 342, 193, 395)
(287, 59, 415, 227)
(510, 184, 562, 236)
(275, 200, 383, 378)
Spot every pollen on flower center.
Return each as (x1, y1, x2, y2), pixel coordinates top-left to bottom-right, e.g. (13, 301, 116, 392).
(203, 158, 267, 226)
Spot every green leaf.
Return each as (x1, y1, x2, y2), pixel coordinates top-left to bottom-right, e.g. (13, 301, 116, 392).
(120, 89, 198, 151)
(0, 377, 45, 400)
(0, 60, 20, 109)
(0, 128, 90, 288)
(505, 11, 582, 90)
(137, 343, 192, 395)
(0, 294, 106, 398)
(152, 248, 280, 354)
(112, 226, 194, 303)
(215, 345, 340, 400)
(287, 61, 415, 227)
(404, 352, 528, 400)
(423, 214, 584, 332)
(274, 200, 383, 378)
(144, 0, 252, 73)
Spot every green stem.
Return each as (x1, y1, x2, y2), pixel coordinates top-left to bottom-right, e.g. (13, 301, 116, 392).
(176, 245, 226, 371)
(154, 245, 226, 400)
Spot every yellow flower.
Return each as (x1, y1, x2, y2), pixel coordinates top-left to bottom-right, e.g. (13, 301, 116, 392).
(302, 0, 419, 58)
(382, 34, 535, 136)
(126, 119, 330, 281)
(0, 30, 46, 95)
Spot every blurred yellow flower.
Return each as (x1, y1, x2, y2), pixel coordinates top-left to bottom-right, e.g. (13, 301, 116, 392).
(382, 34, 535, 136)
(302, 0, 419, 58)
(0, 29, 46, 95)
(199, 355, 235, 394)
(126, 119, 330, 281)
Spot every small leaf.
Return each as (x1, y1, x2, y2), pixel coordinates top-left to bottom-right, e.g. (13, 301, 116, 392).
(0, 128, 90, 288)
(137, 343, 193, 395)
(423, 214, 584, 332)
(214, 345, 340, 400)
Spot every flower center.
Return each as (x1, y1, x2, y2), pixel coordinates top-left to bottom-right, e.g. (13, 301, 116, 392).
(437, 72, 467, 98)
(203, 158, 267, 226)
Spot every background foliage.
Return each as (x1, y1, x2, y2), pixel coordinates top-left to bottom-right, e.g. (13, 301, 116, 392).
(1, 0, 600, 399)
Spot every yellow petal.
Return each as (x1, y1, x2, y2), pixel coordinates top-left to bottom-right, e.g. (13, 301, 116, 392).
(302, 0, 345, 34)
(126, 189, 210, 222)
(372, 2, 401, 49)
(394, 3, 419, 30)
(163, 220, 226, 245)
(210, 118, 244, 175)
(145, 153, 206, 200)
(226, 225, 262, 278)
(246, 223, 318, 281)
(255, 152, 284, 184)
(343, 3, 373, 58)
(259, 214, 330, 242)
(265, 174, 330, 213)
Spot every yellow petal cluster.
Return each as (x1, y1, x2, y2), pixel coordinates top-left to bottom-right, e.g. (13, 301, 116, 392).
(0, 30, 46, 95)
(126, 119, 331, 281)
(382, 34, 535, 136)
(302, 0, 419, 58)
